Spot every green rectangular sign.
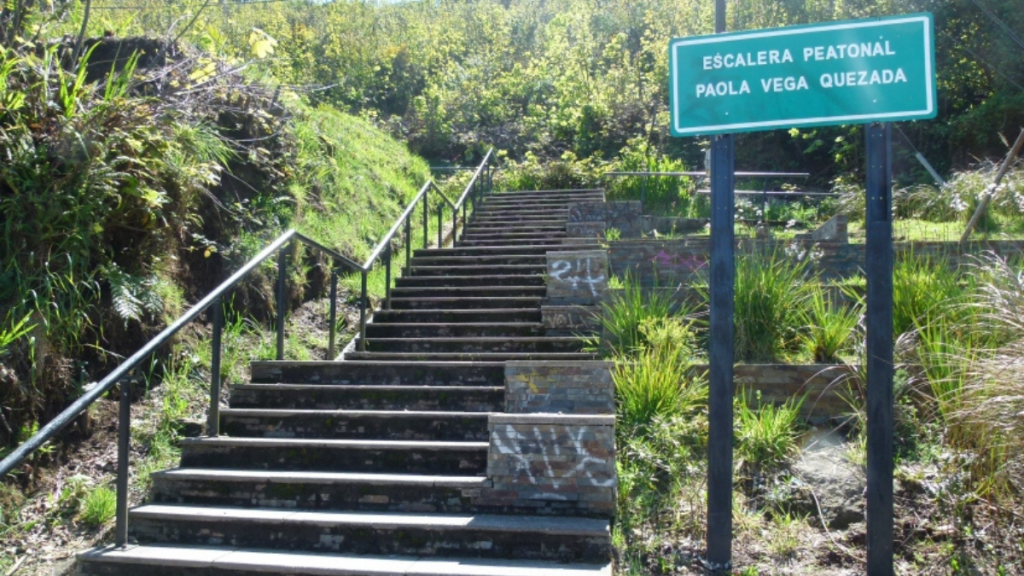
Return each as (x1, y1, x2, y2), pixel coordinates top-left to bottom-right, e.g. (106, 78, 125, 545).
(669, 13, 936, 136)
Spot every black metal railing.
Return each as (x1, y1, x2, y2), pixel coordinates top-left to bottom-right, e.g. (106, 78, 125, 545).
(0, 148, 495, 549)
(604, 170, 811, 215)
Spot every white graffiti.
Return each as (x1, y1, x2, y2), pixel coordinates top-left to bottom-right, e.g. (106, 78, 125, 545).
(549, 257, 606, 297)
(492, 425, 616, 498)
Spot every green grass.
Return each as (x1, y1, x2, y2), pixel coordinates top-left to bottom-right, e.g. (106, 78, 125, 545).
(78, 486, 116, 529)
(802, 288, 862, 363)
(598, 276, 677, 355)
(735, 390, 804, 480)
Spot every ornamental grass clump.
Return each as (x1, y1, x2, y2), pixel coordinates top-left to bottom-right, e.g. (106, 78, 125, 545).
(729, 250, 813, 362)
(802, 288, 862, 363)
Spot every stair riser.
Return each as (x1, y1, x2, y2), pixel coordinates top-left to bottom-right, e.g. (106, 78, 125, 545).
(229, 387, 503, 412)
(415, 247, 558, 257)
(220, 414, 489, 442)
(410, 256, 546, 266)
(344, 352, 599, 361)
(405, 266, 547, 277)
(458, 239, 565, 247)
(129, 517, 611, 562)
(365, 324, 544, 337)
(365, 341, 585, 353)
(250, 362, 505, 386)
(390, 289, 545, 300)
(390, 298, 540, 310)
(472, 210, 568, 218)
(151, 479, 479, 514)
(395, 275, 544, 287)
(464, 224, 566, 232)
(180, 445, 487, 475)
(371, 310, 541, 323)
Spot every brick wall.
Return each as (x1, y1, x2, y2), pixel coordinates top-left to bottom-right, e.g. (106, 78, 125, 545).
(546, 250, 609, 303)
(505, 361, 615, 414)
(476, 414, 616, 517)
(542, 304, 601, 335)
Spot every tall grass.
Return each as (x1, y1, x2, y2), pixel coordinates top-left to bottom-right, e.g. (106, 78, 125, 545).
(729, 250, 812, 362)
(598, 275, 678, 355)
(802, 288, 861, 363)
(892, 253, 967, 338)
(613, 318, 704, 432)
(734, 389, 804, 480)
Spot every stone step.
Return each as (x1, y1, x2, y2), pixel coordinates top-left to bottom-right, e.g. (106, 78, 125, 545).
(127, 506, 612, 562)
(481, 193, 604, 203)
(250, 360, 505, 386)
(468, 217, 567, 226)
(472, 208, 568, 218)
(365, 322, 544, 338)
(414, 246, 565, 257)
(395, 274, 545, 288)
(487, 188, 605, 198)
(462, 229, 567, 238)
(79, 545, 613, 576)
(405, 265, 546, 277)
(390, 286, 546, 299)
(344, 351, 599, 362)
(459, 238, 567, 247)
(410, 254, 546, 266)
(230, 384, 503, 411)
(219, 409, 490, 441)
(179, 437, 488, 475)
(463, 224, 567, 233)
(151, 469, 489, 514)
(363, 337, 586, 354)
(389, 297, 542, 310)
(371, 309, 541, 324)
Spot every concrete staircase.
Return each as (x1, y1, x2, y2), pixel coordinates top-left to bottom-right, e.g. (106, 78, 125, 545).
(78, 189, 614, 576)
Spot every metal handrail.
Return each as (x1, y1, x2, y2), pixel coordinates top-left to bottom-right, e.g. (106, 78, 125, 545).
(0, 147, 497, 550)
(352, 149, 494, 350)
(0, 228, 365, 547)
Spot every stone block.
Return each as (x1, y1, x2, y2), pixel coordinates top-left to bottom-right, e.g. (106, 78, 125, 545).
(546, 250, 609, 303)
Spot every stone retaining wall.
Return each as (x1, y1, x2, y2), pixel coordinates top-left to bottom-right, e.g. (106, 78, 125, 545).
(505, 361, 614, 414)
(608, 238, 1024, 284)
(477, 414, 616, 517)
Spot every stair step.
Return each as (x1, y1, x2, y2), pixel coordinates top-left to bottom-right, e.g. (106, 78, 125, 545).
(414, 246, 564, 257)
(464, 224, 567, 233)
(220, 409, 491, 441)
(468, 218, 566, 226)
(459, 238, 567, 247)
(390, 287, 546, 299)
(363, 337, 586, 354)
(250, 360, 506, 386)
(473, 208, 568, 218)
(487, 188, 605, 198)
(395, 275, 545, 288)
(344, 352, 599, 361)
(371, 309, 541, 323)
(151, 469, 489, 513)
(79, 544, 612, 576)
(365, 322, 544, 338)
(405, 265, 546, 277)
(127, 506, 612, 561)
(179, 437, 488, 474)
(390, 297, 542, 310)
(230, 384, 503, 411)
(410, 255, 546, 266)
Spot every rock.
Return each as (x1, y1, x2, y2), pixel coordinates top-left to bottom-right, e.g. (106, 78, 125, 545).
(175, 419, 205, 437)
(789, 430, 866, 530)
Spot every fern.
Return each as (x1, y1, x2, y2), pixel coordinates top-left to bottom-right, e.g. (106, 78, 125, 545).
(106, 265, 163, 322)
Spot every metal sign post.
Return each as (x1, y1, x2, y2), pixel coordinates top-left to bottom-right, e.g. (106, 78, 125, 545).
(865, 122, 895, 576)
(706, 0, 735, 572)
(668, 13, 934, 575)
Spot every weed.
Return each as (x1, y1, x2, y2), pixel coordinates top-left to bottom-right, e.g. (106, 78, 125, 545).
(78, 486, 116, 529)
(598, 275, 677, 355)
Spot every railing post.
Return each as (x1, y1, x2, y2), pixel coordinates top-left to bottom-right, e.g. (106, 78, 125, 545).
(115, 380, 130, 548)
(208, 299, 223, 437)
(438, 206, 443, 248)
(276, 243, 289, 361)
(423, 192, 429, 249)
(385, 243, 393, 311)
(641, 176, 647, 211)
(358, 269, 368, 351)
(461, 201, 467, 244)
(405, 216, 412, 269)
(452, 205, 458, 248)
(328, 269, 338, 359)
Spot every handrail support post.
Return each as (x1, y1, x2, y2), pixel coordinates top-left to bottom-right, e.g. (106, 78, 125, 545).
(115, 380, 130, 548)
(328, 270, 338, 359)
(276, 242, 290, 360)
(208, 299, 223, 437)
(358, 269, 368, 351)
